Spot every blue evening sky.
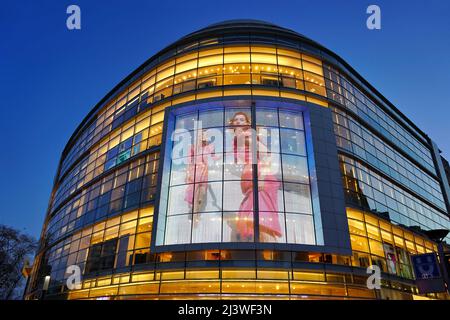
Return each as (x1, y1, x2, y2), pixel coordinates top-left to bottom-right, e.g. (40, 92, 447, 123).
(0, 0, 449, 238)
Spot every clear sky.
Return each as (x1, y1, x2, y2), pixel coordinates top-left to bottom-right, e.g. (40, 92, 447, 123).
(1, 0, 449, 238)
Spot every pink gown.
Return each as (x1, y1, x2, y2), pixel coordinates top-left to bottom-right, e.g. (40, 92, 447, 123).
(184, 142, 219, 210)
(234, 131, 282, 240)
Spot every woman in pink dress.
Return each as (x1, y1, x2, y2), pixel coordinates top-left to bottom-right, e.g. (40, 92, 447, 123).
(184, 130, 220, 213)
(229, 112, 282, 242)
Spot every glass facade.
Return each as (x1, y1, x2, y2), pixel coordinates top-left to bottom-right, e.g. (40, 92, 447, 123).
(157, 104, 315, 246)
(25, 20, 450, 300)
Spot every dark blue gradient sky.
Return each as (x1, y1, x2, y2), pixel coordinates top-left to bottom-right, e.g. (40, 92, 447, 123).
(1, 0, 449, 238)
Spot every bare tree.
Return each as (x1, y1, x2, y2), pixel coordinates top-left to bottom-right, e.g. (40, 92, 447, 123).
(0, 225, 37, 300)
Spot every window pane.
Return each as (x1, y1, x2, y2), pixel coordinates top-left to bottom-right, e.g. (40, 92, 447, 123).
(223, 180, 253, 211)
(302, 60, 323, 76)
(224, 153, 252, 180)
(205, 157, 223, 181)
(171, 131, 194, 159)
(176, 113, 197, 130)
(350, 234, 370, 252)
(259, 212, 286, 243)
(277, 55, 302, 69)
(200, 128, 224, 156)
(135, 233, 151, 249)
(284, 183, 312, 214)
(224, 53, 250, 64)
(383, 243, 398, 275)
(224, 130, 253, 163)
(251, 53, 277, 64)
(199, 108, 224, 128)
(258, 180, 283, 209)
(369, 239, 384, 257)
(225, 109, 251, 127)
(198, 55, 223, 67)
(257, 127, 280, 154)
(223, 212, 254, 242)
(192, 182, 222, 213)
(170, 158, 188, 186)
(280, 128, 306, 155)
(192, 212, 222, 243)
(282, 155, 309, 184)
(279, 111, 304, 130)
(165, 214, 191, 245)
(175, 60, 197, 73)
(256, 108, 278, 127)
(258, 152, 282, 181)
(286, 214, 315, 244)
(229, 74, 251, 85)
(167, 185, 192, 215)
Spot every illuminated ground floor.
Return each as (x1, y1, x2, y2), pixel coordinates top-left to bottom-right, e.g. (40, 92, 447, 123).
(29, 205, 449, 300)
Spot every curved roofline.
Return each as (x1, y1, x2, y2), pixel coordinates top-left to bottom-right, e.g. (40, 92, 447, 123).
(60, 20, 431, 163)
(206, 19, 280, 28)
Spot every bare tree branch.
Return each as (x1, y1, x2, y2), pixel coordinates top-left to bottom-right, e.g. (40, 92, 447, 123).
(0, 225, 37, 300)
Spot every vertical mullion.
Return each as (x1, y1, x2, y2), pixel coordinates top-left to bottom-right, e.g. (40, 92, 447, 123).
(221, 107, 225, 243)
(278, 109, 288, 244)
(189, 110, 200, 244)
(251, 102, 259, 243)
(163, 114, 176, 246)
(302, 113, 317, 245)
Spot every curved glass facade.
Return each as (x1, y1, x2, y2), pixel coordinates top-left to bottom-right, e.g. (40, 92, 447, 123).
(25, 20, 450, 300)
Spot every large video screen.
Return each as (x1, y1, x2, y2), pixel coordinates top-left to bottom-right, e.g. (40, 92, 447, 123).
(156, 103, 316, 246)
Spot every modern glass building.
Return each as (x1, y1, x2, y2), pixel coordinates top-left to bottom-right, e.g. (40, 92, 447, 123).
(25, 20, 450, 300)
